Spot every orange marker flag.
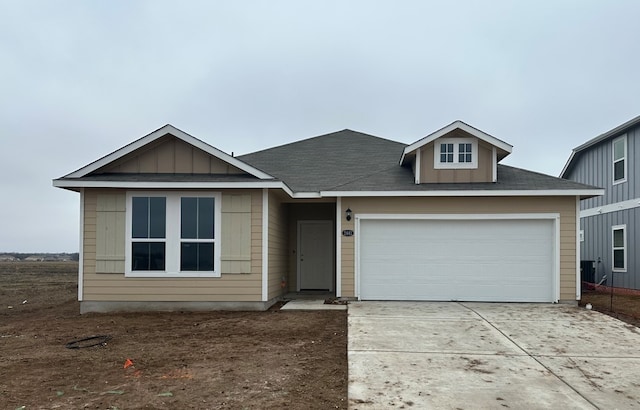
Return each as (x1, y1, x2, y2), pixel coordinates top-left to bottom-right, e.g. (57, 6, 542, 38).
(124, 358, 134, 369)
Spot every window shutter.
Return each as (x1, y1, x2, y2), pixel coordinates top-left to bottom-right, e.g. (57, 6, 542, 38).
(221, 194, 252, 274)
(96, 194, 126, 273)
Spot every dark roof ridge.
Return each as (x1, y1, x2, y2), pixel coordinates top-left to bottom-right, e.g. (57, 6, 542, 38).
(239, 129, 406, 158)
(325, 164, 401, 191)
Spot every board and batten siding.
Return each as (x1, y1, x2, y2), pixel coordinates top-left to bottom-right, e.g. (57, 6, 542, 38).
(565, 125, 639, 210)
(267, 191, 289, 300)
(339, 196, 578, 301)
(581, 207, 640, 289)
(420, 138, 494, 183)
(83, 188, 263, 302)
(98, 134, 246, 175)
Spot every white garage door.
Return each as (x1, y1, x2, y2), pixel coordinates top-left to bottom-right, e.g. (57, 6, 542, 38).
(359, 218, 556, 302)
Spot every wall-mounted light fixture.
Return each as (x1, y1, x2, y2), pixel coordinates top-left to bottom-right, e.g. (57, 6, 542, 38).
(345, 208, 352, 221)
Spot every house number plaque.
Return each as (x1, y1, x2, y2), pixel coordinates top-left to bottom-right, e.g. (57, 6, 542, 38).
(342, 230, 354, 237)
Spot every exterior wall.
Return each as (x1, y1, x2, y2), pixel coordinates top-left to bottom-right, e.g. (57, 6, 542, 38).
(99, 135, 246, 174)
(286, 203, 336, 291)
(581, 208, 640, 289)
(268, 191, 289, 300)
(565, 126, 639, 210)
(339, 196, 578, 301)
(565, 125, 639, 289)
(419, 138, 493, 183)
(82, 188, 263, 303)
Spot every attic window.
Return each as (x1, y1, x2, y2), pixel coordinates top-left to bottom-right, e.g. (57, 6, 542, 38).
(434, 138, 478, 169)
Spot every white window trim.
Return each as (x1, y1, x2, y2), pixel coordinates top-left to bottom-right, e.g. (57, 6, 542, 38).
(612, 135, 627, 185)
(612, 224, 627, 272)
(434, 138, 478, 169)
(125, 191, 222, 278)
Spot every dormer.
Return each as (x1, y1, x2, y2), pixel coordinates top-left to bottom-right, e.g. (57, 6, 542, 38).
(400, 121, 512, 184)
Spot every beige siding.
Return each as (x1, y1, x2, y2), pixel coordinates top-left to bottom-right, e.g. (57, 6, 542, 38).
(82, 188, 263, 302)
(98, 135, 246, 174)
(339, 196, 578, 301)
(268, 191, 289, 299)
(420, 137, 493, 183)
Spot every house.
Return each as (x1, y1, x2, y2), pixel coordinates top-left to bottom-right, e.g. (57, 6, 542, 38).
(561, 115, 640, 289)
(53, 121, 602, 313)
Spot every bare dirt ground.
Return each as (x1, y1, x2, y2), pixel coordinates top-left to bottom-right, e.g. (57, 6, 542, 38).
(0, 262, 347, 409)
(580, 288, 640, 328)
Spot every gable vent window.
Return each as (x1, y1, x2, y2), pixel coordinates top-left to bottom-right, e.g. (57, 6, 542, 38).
(459, 143, 472, 163)
(613, 135, 626, 184)
(440, 143, 454, 163)
(434, 138, 478, 169)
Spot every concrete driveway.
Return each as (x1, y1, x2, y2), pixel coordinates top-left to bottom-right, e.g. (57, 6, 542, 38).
(348, 302, 640, 409)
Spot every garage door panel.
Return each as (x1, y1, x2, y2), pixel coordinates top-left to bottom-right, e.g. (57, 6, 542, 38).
(359, 218, 555, 302)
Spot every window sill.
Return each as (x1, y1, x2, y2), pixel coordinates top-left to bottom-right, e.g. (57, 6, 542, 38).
(434, 163, 478, 170)
(125, 271, 221, 278)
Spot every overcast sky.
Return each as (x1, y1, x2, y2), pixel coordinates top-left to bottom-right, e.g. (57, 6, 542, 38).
(2, 1, 639, 252)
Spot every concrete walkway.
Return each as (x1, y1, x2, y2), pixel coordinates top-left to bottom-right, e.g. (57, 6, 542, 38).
(348, 302, 640, 409)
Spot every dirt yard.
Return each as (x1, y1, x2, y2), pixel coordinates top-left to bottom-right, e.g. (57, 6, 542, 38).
(580, 288, 640, 328)
(0, 262, 347, 409)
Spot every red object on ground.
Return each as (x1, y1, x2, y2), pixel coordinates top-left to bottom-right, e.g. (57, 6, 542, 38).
(124, 358, 134, 369)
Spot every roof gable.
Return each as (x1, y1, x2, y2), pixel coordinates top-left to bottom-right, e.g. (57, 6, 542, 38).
(560, 114, 640, 178)
(61, 124, 273, 180)
(400, 120, 512, 165)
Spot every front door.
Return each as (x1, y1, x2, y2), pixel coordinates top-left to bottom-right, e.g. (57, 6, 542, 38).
(298, 220, 333, 291)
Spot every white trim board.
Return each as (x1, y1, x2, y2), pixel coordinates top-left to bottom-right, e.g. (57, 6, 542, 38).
(335, 198, 342, 297)
(322, 189, 604, 198)
(262, 189, 269, 301)
(580, 197, 640, 218)
(78, 189, 85, 302)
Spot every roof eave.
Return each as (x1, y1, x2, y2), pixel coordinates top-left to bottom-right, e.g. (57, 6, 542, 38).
(320, 189, 604, 198)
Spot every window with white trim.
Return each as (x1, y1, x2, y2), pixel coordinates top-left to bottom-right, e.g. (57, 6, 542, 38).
(434, 138, 478, 169)
(613, 135, 626, 184)
(612, 225, 626, 272)
(126, 192, 221, 277)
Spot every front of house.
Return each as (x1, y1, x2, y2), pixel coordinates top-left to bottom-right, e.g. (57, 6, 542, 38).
(54, 121, 602, 313)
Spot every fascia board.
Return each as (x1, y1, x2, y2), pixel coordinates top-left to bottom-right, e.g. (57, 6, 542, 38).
(53, 179, 286, 190)
(401, 120, 513, 165)
(320, 189, 604, 198)
(559, 151, 576, 178)
(61, 124, 274, 180)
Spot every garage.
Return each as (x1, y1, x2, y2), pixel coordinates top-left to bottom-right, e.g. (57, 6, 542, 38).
(358, 216, 557, 302)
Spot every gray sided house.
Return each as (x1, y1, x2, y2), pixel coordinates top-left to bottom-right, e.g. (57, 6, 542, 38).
(54, 121, 601, 313)
(561, 115, 640, 289)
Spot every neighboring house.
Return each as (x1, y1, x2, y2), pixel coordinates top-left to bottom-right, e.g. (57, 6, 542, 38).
(54, 121, 601, 313)
(561, 115, 640, 289)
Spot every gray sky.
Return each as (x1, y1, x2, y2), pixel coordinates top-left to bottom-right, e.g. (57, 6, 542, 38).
(2, 1, 639, 252)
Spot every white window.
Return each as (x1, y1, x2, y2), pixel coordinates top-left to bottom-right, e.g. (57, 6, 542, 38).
(612, 225, 626, 272)
(125, 191, 222, 277)
(434, 138, 478, 169)
(613, 135, 627, 184)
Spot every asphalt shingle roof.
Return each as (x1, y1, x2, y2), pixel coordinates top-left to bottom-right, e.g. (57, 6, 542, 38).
(239, 129, 600, 194)
(238, 129, 406, 192)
